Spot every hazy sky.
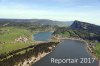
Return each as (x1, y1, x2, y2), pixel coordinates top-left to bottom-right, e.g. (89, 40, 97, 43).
(0, 0, 100, 25)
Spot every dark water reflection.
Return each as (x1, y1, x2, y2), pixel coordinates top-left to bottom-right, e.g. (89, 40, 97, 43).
(33, 32, 99, 66)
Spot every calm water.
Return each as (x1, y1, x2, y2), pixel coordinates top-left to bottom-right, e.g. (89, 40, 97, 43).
(32, 32, 98, 66)
(34, 32, 53, 41)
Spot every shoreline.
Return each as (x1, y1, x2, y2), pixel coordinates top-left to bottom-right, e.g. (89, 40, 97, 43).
(15, 42, 58, 66)
(56, 37, 98, 60)
(14, 37, 98, 66)
(21, 52, 51, 66)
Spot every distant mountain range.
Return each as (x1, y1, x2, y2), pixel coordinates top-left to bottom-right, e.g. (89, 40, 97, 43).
(0, 19, 73, 27)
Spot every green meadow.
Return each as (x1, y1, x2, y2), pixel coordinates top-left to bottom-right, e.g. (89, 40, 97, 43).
(95, 43, 100, 59)
(0, 27, 34, 54)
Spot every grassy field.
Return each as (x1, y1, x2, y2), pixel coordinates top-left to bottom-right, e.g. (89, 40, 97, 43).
(0, 27, 34, 54)
(57, 30, 76, 37)
(95, 43, 100, 59)
(60, 31, 70, 37)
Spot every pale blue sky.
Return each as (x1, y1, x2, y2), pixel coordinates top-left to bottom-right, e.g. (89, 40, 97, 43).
(0, 0, 100, 25)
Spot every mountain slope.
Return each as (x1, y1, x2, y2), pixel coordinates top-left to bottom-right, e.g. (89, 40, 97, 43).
(53, 20, 100, 42)
(70, 20, 100, 33)
(0, 19, 73, 27)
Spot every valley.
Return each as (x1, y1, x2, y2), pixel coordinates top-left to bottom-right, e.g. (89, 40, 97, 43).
(0, 19, 100, 66)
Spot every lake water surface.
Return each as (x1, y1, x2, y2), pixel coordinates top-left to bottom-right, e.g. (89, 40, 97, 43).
(33, 32, 99, 66)
(34, 32, 53, 41)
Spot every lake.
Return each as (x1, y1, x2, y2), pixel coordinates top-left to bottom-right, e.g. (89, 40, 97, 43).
(33, 32, 99, 66)
(34, 32, 53, 41)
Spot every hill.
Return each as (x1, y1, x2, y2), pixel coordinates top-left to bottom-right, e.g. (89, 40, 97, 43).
(0, 19, 73, 27)
(53, 20, 100, 59)
(53, 20, 100, 42)
(70, 20, 100, 33)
